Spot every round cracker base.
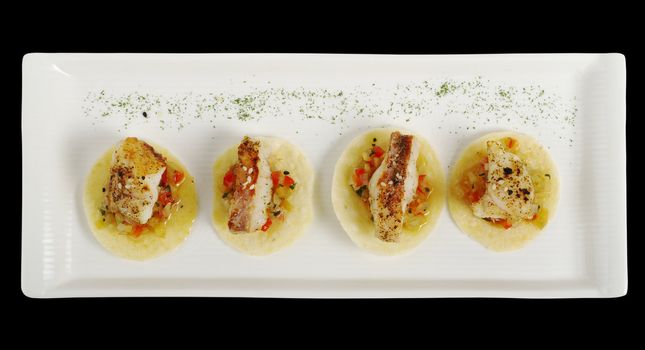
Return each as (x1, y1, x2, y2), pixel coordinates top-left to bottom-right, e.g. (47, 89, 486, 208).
(83, 143, 198, 261)
(448, 131, 559, 252)
(212, 137, 314, 256)
(331, 128, 445, 255)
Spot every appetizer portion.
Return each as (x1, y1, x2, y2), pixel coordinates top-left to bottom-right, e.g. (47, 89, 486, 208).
(83, 137, 197, 260)
(448, 131, 559, 251)
(333, 128, 445, 255)
(212, 136, 313, 255)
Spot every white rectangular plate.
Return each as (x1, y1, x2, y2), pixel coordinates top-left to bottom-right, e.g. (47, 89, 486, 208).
(22, 53, 627, 298)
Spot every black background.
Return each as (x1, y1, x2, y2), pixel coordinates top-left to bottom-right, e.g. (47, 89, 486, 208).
(7, 6, 639, 338)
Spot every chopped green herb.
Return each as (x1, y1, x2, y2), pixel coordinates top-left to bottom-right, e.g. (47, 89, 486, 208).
(289, 183, 296, 190)
(283, 170, 290, 175)
(355, 185, 366, 196)
(222, 192, 229, 198)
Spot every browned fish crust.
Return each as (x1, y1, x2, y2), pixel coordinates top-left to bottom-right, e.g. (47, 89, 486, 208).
(228, 137, 261, 232)
(374, 132, 414, 242)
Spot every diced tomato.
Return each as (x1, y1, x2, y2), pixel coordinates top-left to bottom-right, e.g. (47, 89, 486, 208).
(354, 168, 366, 187)
(373, 145, 385, 158)
(271, 171, 281, 187)
(132, 224, 145, 237)
(174, 170, 185, 185)
(417, 174, 427, 194)
(498, 219, 512, 229)
(161, 169, 168, 186)
(283, 175, 295, 187)
(531, 213, 538, 220)
(223, 168, 236, 189)
(261, 217, 272, 232)
(506, 137, 515, 149)
(158, 190, 173, 206)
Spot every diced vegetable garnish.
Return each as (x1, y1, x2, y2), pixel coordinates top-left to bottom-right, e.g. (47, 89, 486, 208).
(271, 171, 281, 187)
(261, 217, 272, 232)
(504, 137, 516, 149)
(174, 170, 185, 186)
(461, 158, 488, 204)
(158, 189, 173, 206)
(497, 219, 512, 229)
(161, 169, 168, 186)
(353, 167, 367, 187)
(132, 224, 145, 237)
(373, 145, 385, 158)
(417, 174, 427, 194)
(223, 168, 235, 189)
(283, 175, 295, 187)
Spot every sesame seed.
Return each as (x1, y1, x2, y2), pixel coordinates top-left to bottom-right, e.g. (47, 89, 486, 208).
(388, 180, 393, 185)
(249, 184, 255, 190)
(248, 168, 253, 174)
(380, 182, 386, 187)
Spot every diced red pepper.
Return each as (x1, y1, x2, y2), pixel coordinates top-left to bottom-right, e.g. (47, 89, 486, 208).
(498, 219, 512, 229)
(132, 224, 145, 237)
(223, 168, 236, 189)
(354, 168, 366, 187)
(417, 174, 426, 194)
(506, 137, 515, 149)
(158, 190, 173, 206)
(160, 169, 168, 186)
(261, 217, 272, 232)
(283, 175, 295, 187)
(271, 171, 281, 187)
(174, 170, 185, 186)
(373, 145, 385, 158)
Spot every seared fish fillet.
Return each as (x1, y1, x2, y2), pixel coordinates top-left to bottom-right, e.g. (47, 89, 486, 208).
(472, 140, 536, 220)
(228, 137, 273, 233)
(368, 132, 420, 242)
(106, 137, 166, 225)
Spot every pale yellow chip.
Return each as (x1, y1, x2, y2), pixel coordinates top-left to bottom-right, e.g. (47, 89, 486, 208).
(83, 142, 198, 261)
(331, 128, 445, 255)
(448, 131, 559, 252)
(212, 137, 314, 255)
